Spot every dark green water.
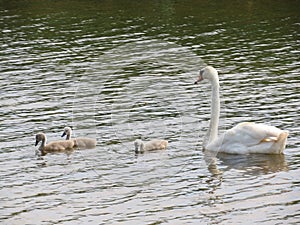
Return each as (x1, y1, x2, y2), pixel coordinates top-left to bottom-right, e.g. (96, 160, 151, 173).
(1, 0, 299, 224)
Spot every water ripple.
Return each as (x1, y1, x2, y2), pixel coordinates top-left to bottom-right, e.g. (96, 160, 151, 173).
(1, 1, 300, 224)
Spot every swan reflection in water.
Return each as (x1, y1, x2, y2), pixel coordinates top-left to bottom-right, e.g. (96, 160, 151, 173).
(204, 150, 288, 177)
(201, 150, 289, 201)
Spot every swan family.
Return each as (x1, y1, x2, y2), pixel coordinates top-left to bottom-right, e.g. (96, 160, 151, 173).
(35, 66, 288, 155)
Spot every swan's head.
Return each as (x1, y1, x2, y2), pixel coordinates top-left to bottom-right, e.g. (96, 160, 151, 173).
(134, 139, 145, 153)
(61, 127, 72, 137)
(194, 66, 218, 84)
(35, 132, 46, 146)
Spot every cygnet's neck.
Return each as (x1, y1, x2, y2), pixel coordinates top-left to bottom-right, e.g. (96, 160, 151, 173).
(137, 141, 145, 153)
(39, 135, 47, 150)
(66, 130, 71, 140)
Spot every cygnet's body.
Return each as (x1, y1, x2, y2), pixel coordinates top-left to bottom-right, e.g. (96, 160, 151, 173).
(61, 127, 97, 149)
(134, 139, 168, 153)
(35, 132, 75, 156)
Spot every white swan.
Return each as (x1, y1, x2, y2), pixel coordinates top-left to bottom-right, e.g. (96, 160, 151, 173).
(61, 127, 97, 149)
(35, 132, 75, 155)
(134, 139, 168, 153)
(194, 66, 288, 154)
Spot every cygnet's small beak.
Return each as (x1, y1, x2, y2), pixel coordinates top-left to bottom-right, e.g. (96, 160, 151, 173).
(61, 132, 66, 137)
(194, 74, 203, 84)
(35, 140, 39, 146)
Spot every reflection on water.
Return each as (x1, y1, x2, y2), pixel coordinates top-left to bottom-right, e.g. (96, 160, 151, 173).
(1, 0, 300, 224)
(205, 151, 288, 176)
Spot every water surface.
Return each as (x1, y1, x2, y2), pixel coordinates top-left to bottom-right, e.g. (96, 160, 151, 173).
(0, 0, 299, 224)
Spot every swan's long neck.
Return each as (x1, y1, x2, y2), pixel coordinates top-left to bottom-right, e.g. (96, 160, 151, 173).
(207, 78, 220, 145)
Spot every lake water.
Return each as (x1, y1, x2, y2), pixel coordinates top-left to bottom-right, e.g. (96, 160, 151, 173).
(1, 0, 299, 224)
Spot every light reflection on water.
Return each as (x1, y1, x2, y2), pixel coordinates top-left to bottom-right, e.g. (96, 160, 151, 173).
(0, 0, 299, 224)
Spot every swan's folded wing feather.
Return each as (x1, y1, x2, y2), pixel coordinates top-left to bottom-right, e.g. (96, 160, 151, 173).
(206, 122, 287, 154)
(225, 122, 281, 146)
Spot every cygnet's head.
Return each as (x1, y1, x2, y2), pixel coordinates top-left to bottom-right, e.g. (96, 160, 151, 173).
(61, 127, 72, 138)
(134, 139, 144, 153)
(194, 66, 218, 84)
(35, 132, 45, 146)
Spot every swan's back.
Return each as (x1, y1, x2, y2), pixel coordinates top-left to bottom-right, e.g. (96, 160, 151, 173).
(206, 122, 288, 154)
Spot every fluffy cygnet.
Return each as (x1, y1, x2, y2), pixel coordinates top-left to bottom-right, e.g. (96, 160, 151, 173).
(61, 127, 97, 149)
(134, 139, 168, 153)
(35, 132, 75, 156)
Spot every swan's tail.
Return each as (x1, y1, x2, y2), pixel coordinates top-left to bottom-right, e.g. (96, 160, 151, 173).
(274, 131, 289, 154)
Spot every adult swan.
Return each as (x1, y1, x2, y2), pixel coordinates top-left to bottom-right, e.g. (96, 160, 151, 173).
(194, 66, 288, 154)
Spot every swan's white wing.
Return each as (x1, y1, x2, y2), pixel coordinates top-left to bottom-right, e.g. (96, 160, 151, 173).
(228, 122, 281, 144)
(207, 122, 284, 154)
